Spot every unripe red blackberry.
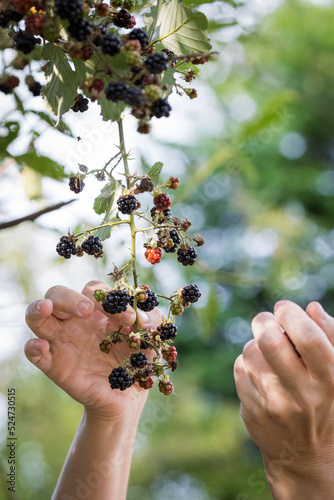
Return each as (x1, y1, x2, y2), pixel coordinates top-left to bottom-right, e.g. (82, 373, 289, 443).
(129, 15, 136, 28)
(113, 8, 132, 28)
(181, 284, 201, 304)
(81, 235, 103, 257)
(0, 76, 20, 95)
(162, 345, 178, 362)
(130, 352, 148, 368)
(145, 247, 162, 265)
(54, 0, 82, 19)
(102, 290, 131, 314)
(89, 78, 104, 92)
(68, 18, 92, 41)
(154, 193, 171, 211)
(71, 94, 89, 112)
(108, 367, 133, 391)
(157, 323, 177, 341)
(117, 194, 140, 214)
(138, 376, 154, 390)
(167, 176, 180, 190)
(151, 98, 171, 119)
(158, 380, 174, 396)
(95, 2, 110, 16)
(145, 52, 168, 74)
(129, 27, 149, 49)
(101, 33, 122, 56)
(177, 246, 197, 266)
(25, 13, 44, 35)
(13, 31, 38, 54)
(56, 236, 77, 259)
(69, 176, 85, 193)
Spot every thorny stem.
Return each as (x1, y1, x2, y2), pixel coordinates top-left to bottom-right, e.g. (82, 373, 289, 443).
(117, 117, 140, 331)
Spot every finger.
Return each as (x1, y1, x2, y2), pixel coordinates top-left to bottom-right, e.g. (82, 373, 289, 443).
(234, 354, 263, 409)
(137, 307, 162, 332)
(274, 300, 334, 379)
(24, 338, 53, 374)
(306, 301, 334, 346)
(25, 299, 59, 339)
(81, 280, 136, 327)
(45, 285, 95, 320)
(252, 312, 307, 389)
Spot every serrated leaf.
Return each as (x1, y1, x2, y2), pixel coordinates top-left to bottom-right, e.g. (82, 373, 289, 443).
(14, 151, 67, 180)
(147, 161, 163, 185)
(99, 98, 126, 122)
(94, 224, 112, 241)
(93, 179, 117, 215)
(41, 43, 79, 123)
(154, 0, 211, 54)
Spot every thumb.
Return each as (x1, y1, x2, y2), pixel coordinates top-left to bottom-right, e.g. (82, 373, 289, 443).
(137, 307, 162, 331)
(24, 339, 53, 374)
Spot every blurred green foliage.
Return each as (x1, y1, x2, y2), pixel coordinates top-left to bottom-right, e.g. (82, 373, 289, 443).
(2, 0, 334, 499)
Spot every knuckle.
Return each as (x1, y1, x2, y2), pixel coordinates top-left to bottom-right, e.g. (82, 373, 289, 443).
(257, 331, 282, 354)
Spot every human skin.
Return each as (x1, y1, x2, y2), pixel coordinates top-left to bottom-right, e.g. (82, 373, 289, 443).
(25, 280, 162, 500)
(234, 300, 334, 499)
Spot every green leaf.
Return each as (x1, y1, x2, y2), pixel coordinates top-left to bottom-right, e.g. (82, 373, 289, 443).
(147, 161, 163, 185)
(99, 98, 126, 122)
(0, 122, 20, 157)
(161, 66, 176, 97)
(154, 0, 211, 54)
(93, 178, 124, 219)
(144, 2, 158, 39)
(94, 224, 112, 241)
(14, 151, 67, 180)
(41, 43, 79, 123)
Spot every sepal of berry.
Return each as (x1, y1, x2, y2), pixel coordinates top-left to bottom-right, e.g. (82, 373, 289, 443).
(100, 339, 112, 354)
(170, 297, 184, 316)
(145, 247, 162, 265)
(93, 289, 107, 302)
(184, 88, 198, 99)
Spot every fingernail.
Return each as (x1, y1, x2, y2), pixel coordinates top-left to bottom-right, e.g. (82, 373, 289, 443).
(274, 300, 287, 311)
(78, 301, 93, 316)
(33, 340, 45, 353)
(36, 300, 43, 311)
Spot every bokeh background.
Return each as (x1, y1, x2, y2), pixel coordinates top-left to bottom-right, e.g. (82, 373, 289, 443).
(1, 0, 334, 498)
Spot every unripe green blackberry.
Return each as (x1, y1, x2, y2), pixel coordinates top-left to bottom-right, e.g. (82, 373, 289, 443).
(94, 290, 106, 302)
(108, 367, 133, 391)
(170, 300, 184, 316)
(123, 0, 135, 11)
(145, 84, 162, 101)
(131, 352, 148, 368)
(100, 339, 112, 353)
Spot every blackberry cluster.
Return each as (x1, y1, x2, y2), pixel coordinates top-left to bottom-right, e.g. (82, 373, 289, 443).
(56, 236, 77, 259)
(102, 290, 131, 314)
(145, 53, 168, 74)
(181, 284, 201, 304)
(108, 367, 133, 391)
(129, 28, 149, 49)
(131, 352, 148, 368)
(68, 18, 92, 41)
(151, 98, 172, 119)
(54, 0, 82, 19)
(69, 176, 85, 193)
(157, 323, 177, 341)
(130, 290, 159, 312)
(71, 94, 89, 112)
(82, 236, 103, 256)
(0, 10, 23, 27)
(13, 31, 37, 54)
(177, 246, 197, 266)
(101, 33, 122, 56)
(117, 195, 139, 214)
(28, 81, 42, 96)
(113, 9, 132, 28)
(164, 230, 181, 253)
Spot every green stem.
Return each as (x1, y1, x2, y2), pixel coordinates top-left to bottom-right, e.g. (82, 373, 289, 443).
(117, 117, 140, 330)
(77, 219, 129, 237)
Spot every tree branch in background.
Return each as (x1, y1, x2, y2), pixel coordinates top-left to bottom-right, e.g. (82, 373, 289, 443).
(0, 200, 76, 230)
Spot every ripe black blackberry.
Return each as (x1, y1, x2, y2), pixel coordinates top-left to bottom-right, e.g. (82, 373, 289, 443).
(117, 195, 139, 214)
(123, 87, 143, 108)
(157, 323, 177, 341)
(164, 229, 181, 253)
(101, 33, 122, 56)
(67, 17, 92, 41)
(102, 290, 131, 314)
(131, 352, 148, 369)
(69, 176, 85, 193)
(81, 235, 103, 256)
(55, 0, 82, 19)
(113, 8, 132, 28)
(129, 28, 149, 49)
(161, 48, 177, 66)
(105, 82, 128, 102)
(0, 9, 23, 27)
(71, 94, 89, 112)
(108, 367, 133, 391)
(145, 52, 168, 74)
(151, 98, 171, 118)
(177, 246, 197, 266)
(0, 83, 11, 95)
(56, 236, 77, 259)
(12, 31, 38, 55)
(136, 290, 159, 312)
(28, 81, 42, 96)
(181, 284, 201, 304)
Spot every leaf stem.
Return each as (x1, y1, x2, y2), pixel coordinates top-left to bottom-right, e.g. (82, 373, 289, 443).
(76, 219, 129, 237)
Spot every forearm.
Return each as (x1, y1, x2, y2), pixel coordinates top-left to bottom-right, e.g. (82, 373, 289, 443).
(52, 408, 142, 500)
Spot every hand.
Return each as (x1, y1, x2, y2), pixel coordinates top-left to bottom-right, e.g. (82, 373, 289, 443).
(25, 281, 162, 421)
(234, 300, 334, 498)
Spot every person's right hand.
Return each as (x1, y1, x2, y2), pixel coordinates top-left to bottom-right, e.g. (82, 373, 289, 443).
(25, 281, 162, 422)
